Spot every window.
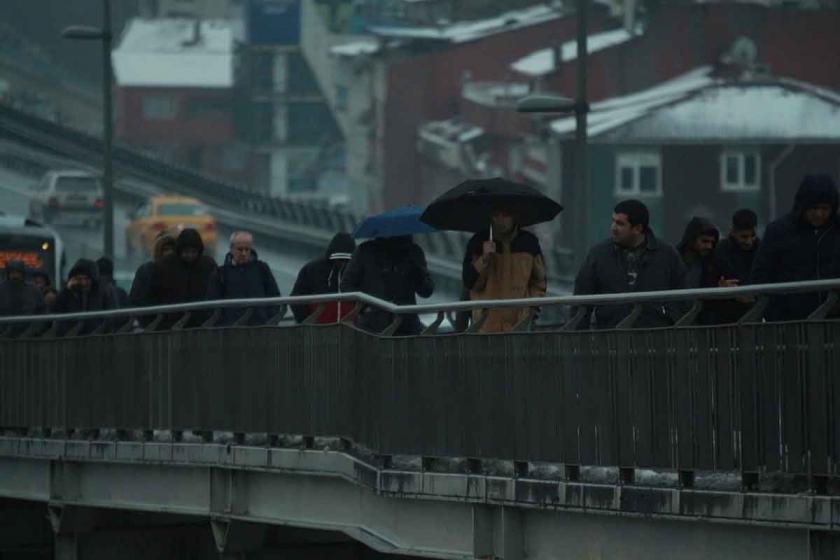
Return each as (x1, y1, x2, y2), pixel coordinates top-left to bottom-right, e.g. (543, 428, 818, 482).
(721, 150, 760, 192)
(615, 152, 662, 197)
(142, 96, 178, 120)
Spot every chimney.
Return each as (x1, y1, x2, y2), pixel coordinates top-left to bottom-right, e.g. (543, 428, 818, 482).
(183, 19, 202, 47)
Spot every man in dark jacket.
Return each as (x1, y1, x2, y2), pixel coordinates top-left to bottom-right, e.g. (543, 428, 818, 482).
(129, 231, 176, 307)
(206, 231, 281, 325)
(96, 256, 128, 308)
(53, 259, 117, 314)
(149, 229, 217, 328)
(340, 235, 434, 335)
(0, 261, 45, 316)
(677, 216, 720, 289)
(574, 199, 686, 329)
(53, 259, 117, 335)
(149, 228, 217, 305)
(30, 268, 58, 310)
(290, 232, 356, 323)
(751, 174, 840, 321)
(713, 209, 760, 323)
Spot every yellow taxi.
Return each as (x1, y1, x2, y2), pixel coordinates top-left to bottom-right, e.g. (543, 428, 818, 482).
(125, 195, 217, 257)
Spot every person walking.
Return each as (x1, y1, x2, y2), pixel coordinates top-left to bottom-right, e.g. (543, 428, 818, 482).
(340, 235, 434, 335)
(751, 174, 840, 320)
(0, 261, 45, 316)
(462, 206, 546, 333)
(574, 200, 686, 329)
(206, 231, 282, 325)
(290, 232, 356, 323)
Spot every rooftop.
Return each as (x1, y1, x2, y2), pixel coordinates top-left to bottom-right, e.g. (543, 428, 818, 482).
(113, 18, 233, 88)
(511, 25, 643, 78)
(367, 4, 563, 44)
(550, 67, 840, 142)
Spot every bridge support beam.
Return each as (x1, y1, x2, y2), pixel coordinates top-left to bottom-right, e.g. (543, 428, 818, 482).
(211, 518, 268, 556)
(473, 506, 522, 560)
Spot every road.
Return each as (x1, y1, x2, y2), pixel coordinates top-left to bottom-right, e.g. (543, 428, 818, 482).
(0, 165, 455, 317)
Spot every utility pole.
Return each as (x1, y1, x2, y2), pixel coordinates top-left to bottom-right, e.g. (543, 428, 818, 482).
(63, 0, 114, 260)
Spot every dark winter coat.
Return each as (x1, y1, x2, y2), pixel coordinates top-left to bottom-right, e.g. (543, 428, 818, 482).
(129, 261, 156, 307)
(751, 176, 840, 321)
(340, 236, 434, 335)
(53, 259, 117, 334)
(677, 217, 720, 290)
(206, 250, 281, 325)
(0, 261, 45, 316)
(711, 236, 761, 324)
(574, 230, 686, 329)
(149, 229, 217, 306)
(148, 229, 217, 328)
(290, 233, 357, 323)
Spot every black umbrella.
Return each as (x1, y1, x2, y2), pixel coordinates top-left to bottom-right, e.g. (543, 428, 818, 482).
(420, 177, 563, 233)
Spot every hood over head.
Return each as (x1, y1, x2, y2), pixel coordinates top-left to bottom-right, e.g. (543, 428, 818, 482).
(793, 174, 838, 216)
(678, 216, 720, 254)
(67, 258, 99, 286)
(30, 267, 51, 284)
(96, 256, 114, 278)
(153, 232, 177, 262)
(326, 232, 356, 261)
(176, 228, 204, 257)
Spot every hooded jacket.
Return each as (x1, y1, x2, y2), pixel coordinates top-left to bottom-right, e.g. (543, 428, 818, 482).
(574, 230, 686, 329)
(0, 261, 45, 316)
(206, 248, 281, 325)
(340, 236, 434, 335)
(129, 232, 176, 307)
(677, 217, 721, 289)
(751, 174, 840, 321)
(290, 233, 357, 323)
(149, 229, 217, 306)
(463, 228, 546, 333)
(53, 259, 116, 314)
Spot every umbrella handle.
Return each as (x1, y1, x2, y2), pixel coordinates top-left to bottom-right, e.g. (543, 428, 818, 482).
(490, 223, 493, 242)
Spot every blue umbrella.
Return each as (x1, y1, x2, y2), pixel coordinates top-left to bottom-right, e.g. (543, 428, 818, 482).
(353, 206, 437, 239)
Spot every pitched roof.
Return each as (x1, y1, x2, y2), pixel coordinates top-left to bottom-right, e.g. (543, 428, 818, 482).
(550, 67, 840, 143)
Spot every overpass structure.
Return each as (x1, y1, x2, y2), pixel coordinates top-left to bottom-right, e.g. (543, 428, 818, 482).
(1, 281, 839, 558)
(0, 104, 576, 294)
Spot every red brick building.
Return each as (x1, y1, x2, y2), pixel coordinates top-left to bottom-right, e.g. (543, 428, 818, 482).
(113, 18, 247, 181)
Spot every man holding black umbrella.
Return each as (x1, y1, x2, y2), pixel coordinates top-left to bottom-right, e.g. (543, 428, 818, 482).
(462, 206, 546, 333)
(422, 177, 562, 334)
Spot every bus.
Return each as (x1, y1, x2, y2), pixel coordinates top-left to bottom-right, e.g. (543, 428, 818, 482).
(0, 214, 65, 284)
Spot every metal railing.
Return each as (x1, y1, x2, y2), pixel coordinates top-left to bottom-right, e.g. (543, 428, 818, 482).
(1, 278, 838, 337)
(1, 279, 839, 487)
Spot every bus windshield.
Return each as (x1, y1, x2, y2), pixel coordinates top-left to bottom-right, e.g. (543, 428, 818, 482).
(0, 231, 58, 284)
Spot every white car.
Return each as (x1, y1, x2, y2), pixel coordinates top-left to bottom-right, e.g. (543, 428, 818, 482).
(29, 170, 104, 227)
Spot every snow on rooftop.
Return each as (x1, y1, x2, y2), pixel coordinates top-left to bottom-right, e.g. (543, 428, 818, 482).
(511, 25, 642, 78)
(603, 84, 840, 142)
(462, 81, 530, 108)
(550, 67, 716, 136)
(368, 4, 562, 44)
(550, 67, 840, 142)
(330, 40, 381, 57)
(113, 18, 233, 88)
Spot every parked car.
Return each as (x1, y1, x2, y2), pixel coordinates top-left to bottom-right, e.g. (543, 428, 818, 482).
(125, 195, 217, 257)
(29, 170, 103, 227)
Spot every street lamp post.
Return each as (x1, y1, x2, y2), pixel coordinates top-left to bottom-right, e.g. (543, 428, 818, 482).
(62, 0, 114, 261)
(517, 0, 589, 262)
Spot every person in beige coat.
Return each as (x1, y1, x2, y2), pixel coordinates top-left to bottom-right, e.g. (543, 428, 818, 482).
(462, 208, 546, 333)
